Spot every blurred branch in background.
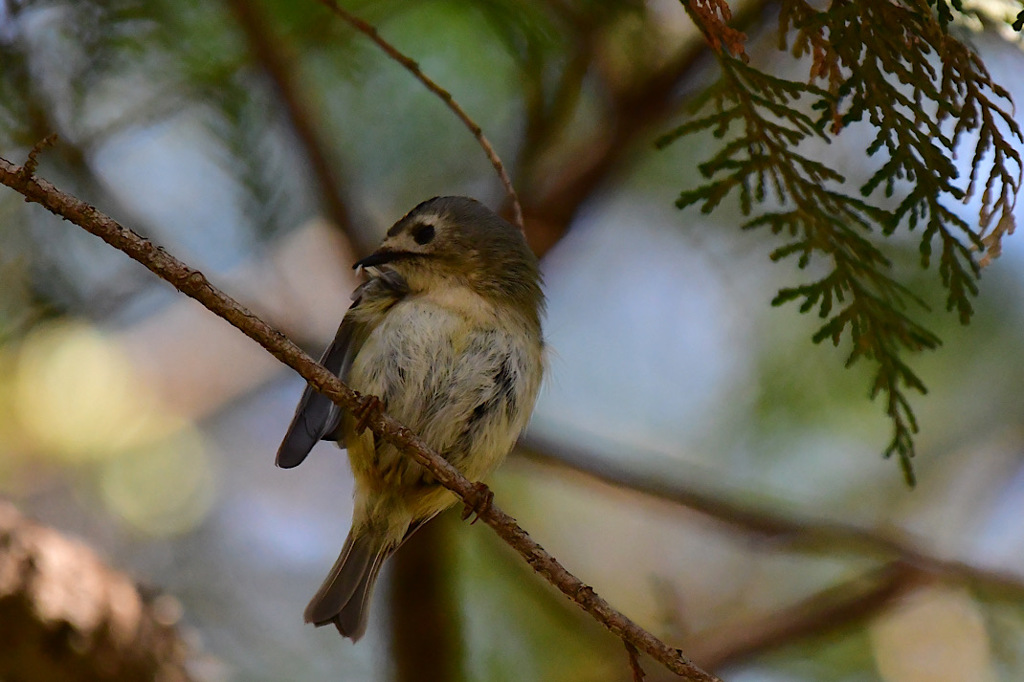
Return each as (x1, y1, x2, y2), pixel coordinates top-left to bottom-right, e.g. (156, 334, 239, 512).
(519, 434, 1024, 602)
(670, 561, 917, 676)
(519, 0, 772, 256)
(0, 502, 192, 682)
(388, 516, 465, 682)
(686, 572, 999, 678)
(515, 432, 1024, 677)
(223, 0, 368, 255)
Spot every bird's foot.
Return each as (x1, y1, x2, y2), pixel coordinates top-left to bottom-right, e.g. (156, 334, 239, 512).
(460, 482, 494, 525)
(354, 394, 384, 434)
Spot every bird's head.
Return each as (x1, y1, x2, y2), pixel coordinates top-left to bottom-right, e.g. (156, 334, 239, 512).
(354, 196, 544, 323)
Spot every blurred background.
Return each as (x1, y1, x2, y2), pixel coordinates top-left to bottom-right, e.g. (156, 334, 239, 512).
(2, 0, 1024, 680)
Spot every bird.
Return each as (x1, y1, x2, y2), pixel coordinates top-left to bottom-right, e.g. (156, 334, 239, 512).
(276, 196, 545, 641)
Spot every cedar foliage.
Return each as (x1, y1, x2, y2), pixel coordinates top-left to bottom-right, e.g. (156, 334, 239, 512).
(661, 0, 1023, 484)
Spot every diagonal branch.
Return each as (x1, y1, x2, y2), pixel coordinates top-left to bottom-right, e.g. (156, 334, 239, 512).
(520, 0, 772, 257)
(0, 152, 719, 682)
(626, 640, 649, 681)
(685, 561, 916, 671)
(224, 0, 368, 254)
(519, 434, 1024, 603)
(519, 438, 1024, 672)
(640, 561, 917, 679)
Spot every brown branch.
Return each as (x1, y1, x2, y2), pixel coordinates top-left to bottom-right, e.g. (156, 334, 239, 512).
(638, 562, 917, 680)
(0, 152, 720, 682)
(224, 0, 369, 254)
(311, 0, 524, 235)
(518, 434, 1024, 604)
(389, 517, 464, 682)
(680, 0, 750, 58)
(626, 641, 648, 682)
(521, 0, 772, 257)
(515, 11, 595, 186)
(686, 562, 916, 671)
(20, 133, 58, 178)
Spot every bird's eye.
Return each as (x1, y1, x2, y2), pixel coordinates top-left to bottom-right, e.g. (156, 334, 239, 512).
(411, 223, 435, 245)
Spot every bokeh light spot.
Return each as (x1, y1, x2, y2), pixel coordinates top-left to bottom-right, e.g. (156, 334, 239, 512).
(13, 320, 181, 462)
(98, 426, 217, 536)
(870, 586, 994, 682)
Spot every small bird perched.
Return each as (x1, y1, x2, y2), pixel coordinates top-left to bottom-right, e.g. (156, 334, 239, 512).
(276, 196, 545, 641)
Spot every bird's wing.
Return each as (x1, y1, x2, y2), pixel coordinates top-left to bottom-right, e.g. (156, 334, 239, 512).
(275, 270, 408, 469)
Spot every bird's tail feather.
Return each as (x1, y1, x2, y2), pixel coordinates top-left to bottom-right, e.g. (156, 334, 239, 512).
(304, 529, 389, 641)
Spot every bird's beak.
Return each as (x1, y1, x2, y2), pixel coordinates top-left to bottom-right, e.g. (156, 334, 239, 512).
(352, 249, 407, 270)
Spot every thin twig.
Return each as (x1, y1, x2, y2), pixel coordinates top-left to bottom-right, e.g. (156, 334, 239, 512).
(0, 154, 719, 682)
(312, 0, 524, 234)
(19, 133, 57, 179)
(626, 641, 648, 682)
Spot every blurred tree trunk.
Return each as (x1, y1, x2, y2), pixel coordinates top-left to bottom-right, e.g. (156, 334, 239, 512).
(0, 502, 192, 682)
(388, 512, 464, 682)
